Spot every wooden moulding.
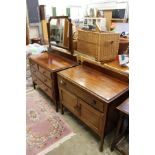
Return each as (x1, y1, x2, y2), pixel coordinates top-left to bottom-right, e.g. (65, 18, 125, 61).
(77, 30, 120, 62)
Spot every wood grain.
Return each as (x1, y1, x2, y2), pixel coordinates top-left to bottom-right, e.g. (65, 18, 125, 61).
(58, 64, 128, 102)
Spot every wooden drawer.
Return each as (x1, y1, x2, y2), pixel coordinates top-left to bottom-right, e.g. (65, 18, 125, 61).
(58, 76, 105, 112)
(31, 74, 37, 83)
(59, 88, 79, 116)
(36, 71, 52, 88)
(30, 66, 38, 75)
(29, 60, 38, 70)
(36, 78, 53, 99)
(33, 76, 42, 85)
(39, 66, 51, 79)
(78, 99, 104, 135)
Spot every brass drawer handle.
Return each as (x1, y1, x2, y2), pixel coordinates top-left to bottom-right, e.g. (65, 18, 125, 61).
(60, 80, 66, 85)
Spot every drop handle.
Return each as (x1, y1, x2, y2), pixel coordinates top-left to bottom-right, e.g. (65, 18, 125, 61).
(92, 100, 97, 106)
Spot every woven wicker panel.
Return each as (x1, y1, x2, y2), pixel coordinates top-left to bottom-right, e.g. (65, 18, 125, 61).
(78, 30, 99, 44)
(77, 30, 119, 62)
(97, 33, 119, 61)
(77, 40, 97, 58)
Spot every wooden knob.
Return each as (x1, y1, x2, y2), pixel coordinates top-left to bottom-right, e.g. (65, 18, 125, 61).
(60, 80, 66, 85)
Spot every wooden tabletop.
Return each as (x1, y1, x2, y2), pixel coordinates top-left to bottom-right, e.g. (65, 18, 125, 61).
(103, 60, 129, 76)
(29, 52, 77, 72)
(117, 98, 129, 115)
(58, 64, 129, 103)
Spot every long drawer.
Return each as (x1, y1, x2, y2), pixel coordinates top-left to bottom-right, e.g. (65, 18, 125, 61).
(58, 76, 105, 112)
(35, 78, 53, 99)
(39, 66, 51, 79)
(35, 71, 52, 88)
(29, 60, 38, 71)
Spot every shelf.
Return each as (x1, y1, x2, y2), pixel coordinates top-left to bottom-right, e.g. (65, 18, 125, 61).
(111, 18, 127, 22)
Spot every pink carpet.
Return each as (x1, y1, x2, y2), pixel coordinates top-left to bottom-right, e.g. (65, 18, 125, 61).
(26, 90, 75, 155)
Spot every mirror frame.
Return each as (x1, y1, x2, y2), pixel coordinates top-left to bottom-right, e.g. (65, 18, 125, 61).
(47, 16, 73, 54)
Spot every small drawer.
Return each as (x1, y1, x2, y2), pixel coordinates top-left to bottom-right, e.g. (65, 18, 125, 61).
(36, 71, 52, 88)
(58, 76, 105, 112)
(37, 79, 53, 99)
(33, 77, 42, 85)
(39, 66, 51, 79)
(30, 66, 37, 74)
(29, 61, 38, 70)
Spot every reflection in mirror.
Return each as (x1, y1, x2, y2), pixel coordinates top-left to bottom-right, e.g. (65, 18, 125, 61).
(49, 18, 69, 49)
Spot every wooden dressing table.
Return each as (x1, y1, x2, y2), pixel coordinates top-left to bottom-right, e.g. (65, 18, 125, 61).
(29, 16, 78, 112)
(29, 52, 78, 112)
(58, 61, 129, 151)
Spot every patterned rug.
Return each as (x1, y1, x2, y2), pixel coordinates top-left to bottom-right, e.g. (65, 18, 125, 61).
(26, 90, 75, 155)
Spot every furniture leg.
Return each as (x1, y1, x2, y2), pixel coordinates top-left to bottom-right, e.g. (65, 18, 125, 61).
(111, 114, 124, 151)
(55, 101, 59, 112)
(99, 137, 104, 152)
(61, 103, 64, 114)
(33, 82, 36, 89)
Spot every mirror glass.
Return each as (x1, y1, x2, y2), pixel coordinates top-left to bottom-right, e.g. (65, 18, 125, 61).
(49, 18, 70, 49)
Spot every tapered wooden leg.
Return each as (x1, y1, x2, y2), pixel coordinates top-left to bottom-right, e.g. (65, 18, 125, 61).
(99, 138, 104, 152)
(33, 82, 36, 89)
(55, 101, 58, 112)
(61, 103, 64, 114)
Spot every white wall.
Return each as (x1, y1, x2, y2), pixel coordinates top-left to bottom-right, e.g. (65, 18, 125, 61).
(38, 0, 129, 19)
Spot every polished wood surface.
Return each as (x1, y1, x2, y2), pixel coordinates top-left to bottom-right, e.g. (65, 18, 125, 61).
(58, 62, 128, 103)
(29, 52, 76, 72)
(58, 76, 105, 113)
(117, 98, 129, 115)
(103, 60, 129, 76)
